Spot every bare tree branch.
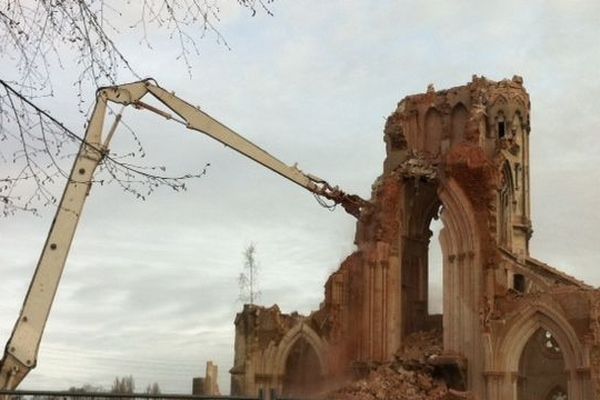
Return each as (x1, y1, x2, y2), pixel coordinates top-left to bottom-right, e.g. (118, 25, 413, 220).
(0, 78, 209, 216)
(239, 243, 260, 305)
(0, 0, 274, 216)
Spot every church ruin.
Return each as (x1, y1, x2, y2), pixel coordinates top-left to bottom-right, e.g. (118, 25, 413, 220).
(230, 76, 600, 399)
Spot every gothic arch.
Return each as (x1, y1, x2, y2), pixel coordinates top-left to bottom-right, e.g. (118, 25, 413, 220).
(406, 182, 440, 237)
(512, 111, 525, 135)
(437, 177, 485, 394)
(495, 302, 590, 399)
(400, 178, 441, 334)
(494, 110, 507, 139)
(438, 178, 480, 254)
(498, 303, 583, 372)
(490, 94, 509, 109)
(501, 160, 515, 193)
(451, 103, 468, 147)
(489, 95, 529, 136)
(272, 322, 328, 377)
(499, 160, 514, 247)
(424, 107, 443, 156)
(512, 110, 530, 137)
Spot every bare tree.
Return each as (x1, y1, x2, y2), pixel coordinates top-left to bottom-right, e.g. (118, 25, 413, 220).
(145, 382, 161, 395)
(68, 384, 104, 393)
(0, 78, 209, 216)
(239, 243, 260, 305)
(111, 375, 135, 394)
(1, 0, 274, 91)
(0, 0, 274, 216)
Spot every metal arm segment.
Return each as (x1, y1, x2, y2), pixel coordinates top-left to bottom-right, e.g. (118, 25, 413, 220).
(99, 80, 369, 216)
(101, 80, 369, 216)
(0, 79, 369, 389)
(0, 93, 113, 389)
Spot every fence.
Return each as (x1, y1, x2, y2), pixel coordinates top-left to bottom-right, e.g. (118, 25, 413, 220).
(0, 390, 306, 400)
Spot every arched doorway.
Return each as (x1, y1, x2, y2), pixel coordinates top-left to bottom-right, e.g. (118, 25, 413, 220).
(281, 337, 324, 397)
(518, 328, 568, 399)
(495, 305, 591, 400)
(400, 179, 444, 335)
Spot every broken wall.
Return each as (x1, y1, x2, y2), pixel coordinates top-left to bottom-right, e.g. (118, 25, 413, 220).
(230, 76, 600, 399)
(229, 304, 330, 396)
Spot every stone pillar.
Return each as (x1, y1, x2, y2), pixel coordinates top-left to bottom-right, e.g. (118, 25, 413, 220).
(364, 240, 392, 361)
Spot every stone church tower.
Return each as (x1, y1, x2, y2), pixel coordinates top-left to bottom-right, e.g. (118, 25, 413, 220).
(231, 76, 600, 399)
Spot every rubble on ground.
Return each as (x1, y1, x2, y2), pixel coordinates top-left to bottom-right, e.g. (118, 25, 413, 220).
(324, 330, 453, 400)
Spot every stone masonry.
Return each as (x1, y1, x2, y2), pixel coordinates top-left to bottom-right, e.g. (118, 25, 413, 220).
(230, 76, 600, 399)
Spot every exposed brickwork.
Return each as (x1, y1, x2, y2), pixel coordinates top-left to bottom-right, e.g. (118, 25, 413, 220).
(230, 76, 600, 399)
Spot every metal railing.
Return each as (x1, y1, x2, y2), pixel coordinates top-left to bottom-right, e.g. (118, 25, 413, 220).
(0, 390, 309, 400)
(0, 390, 262, 400)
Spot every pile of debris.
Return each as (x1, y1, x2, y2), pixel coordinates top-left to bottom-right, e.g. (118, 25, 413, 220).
(398, 329, 444, 364)
(324, 330, 460, 400)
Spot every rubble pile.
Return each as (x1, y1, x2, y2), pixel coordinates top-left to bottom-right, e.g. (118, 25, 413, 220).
(325, 363, 448, 400)
(398, 329, 443, 364)
(325, 330, 451, 400)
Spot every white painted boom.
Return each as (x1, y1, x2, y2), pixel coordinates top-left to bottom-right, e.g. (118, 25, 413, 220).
(0, 79, 369, 389)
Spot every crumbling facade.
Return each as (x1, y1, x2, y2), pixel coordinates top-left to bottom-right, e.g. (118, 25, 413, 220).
(230, 305, 330, 396)
(230, 76, 600, 399)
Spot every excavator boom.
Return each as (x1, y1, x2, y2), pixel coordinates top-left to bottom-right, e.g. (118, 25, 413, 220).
(0, 79, 369, 389)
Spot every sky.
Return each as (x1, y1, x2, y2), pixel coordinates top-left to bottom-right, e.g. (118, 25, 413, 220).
(1, 0, 600, 394)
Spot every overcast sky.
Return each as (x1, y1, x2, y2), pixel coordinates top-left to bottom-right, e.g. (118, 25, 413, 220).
(1, 0, 599, 394)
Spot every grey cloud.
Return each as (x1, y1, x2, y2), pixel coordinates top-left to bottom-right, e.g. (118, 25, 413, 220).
(2, 1, 600, 394)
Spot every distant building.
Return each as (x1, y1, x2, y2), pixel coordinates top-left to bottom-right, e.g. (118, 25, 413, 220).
(192, 361, 220, 395)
